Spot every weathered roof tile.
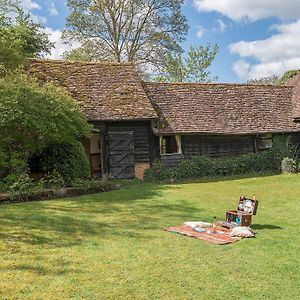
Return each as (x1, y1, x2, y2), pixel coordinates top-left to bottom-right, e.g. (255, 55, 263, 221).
(28, 59, 157, 121)
(143, 82, 300, 134)
(285, 72, 300, 120)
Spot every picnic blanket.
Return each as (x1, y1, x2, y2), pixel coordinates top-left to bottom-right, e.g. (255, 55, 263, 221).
(165, 225, 242, 245)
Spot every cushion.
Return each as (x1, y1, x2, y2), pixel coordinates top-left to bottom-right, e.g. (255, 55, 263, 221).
(184, 221, 212, 228)
(230, 226, 255, 238)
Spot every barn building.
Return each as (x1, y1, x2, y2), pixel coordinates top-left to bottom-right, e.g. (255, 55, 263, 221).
(29, 59, 300, 179)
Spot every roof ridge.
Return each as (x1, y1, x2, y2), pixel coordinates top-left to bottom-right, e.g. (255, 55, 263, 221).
(142, 81, 293, 88)
(30, 58, 133, 66)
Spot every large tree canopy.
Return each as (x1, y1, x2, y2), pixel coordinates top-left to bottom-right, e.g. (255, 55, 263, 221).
(63, 0, 188, 71)
(0, 1, 91, 182)
(155, 44, 219, 82)
(0, 73, 91, 163)
(0, 0, 53, 74)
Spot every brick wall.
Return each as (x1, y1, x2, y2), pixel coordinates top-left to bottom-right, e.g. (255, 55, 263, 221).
(135, 163, 150, 180)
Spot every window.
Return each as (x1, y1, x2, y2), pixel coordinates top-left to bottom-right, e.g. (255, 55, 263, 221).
(258, 134, 273, 150)
(160, 135, 182, 155)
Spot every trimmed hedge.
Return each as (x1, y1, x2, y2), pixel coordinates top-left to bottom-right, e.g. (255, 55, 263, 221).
(144, 135, 296, 182)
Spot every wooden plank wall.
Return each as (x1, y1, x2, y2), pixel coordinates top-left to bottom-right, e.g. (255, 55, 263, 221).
(160, 135, 255, 168)
(182, 135, 255, 159)
(107, 121, 151, 163)
(160, 154, 185, 168)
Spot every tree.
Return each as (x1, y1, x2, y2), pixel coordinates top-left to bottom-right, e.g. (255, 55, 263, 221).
(0, 0, 53, 74)
(277, 70, 300, 85)
(247, 75, 279, 85)
(63, 0, 188, 71)
(0, 73, 91, 176)
(63, 41, 94, 62)
(155, 44, 219, 82)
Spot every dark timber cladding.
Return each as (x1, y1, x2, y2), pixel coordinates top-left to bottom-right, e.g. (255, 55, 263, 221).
(160, 135, 255, 168)
(182, 135, 255, 158)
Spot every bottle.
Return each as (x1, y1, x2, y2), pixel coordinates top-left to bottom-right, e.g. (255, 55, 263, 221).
(211, 216, 217, 233)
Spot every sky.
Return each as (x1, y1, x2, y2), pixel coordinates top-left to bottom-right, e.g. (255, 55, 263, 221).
(18, 0, 300, 83)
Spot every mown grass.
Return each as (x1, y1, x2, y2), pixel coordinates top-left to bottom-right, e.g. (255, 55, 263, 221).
(0, 174, 299, 299)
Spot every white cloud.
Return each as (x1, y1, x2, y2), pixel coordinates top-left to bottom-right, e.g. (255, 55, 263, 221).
(19, 0, 41, 11)
(193, 0, 300, 22)
(31, 14, 47, 24)
(44, 28, 80, 59)
(230, 19, 300, 79)
(214, 19, 227, 33)
(232, 59, 250, 79)
(195, 19, 228, 39)
(49, 1, 58, 16)
(17, 0, 48, 24)
(196, 25, 206, 38)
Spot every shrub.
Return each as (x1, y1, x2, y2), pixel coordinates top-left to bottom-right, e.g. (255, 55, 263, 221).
(281, 158, 296, 174)
(0, 149, 8, 180)
(144, 135, 296, 182)
(4, 174, 23, 187)
(144, 160, 174, 182)
(40, 142, 89, 185)
(0, 151, 28, 181)
(174, 156, 217, 179)
(72, 178, 90, 193)
(72, 177, 115, 193)
(9, 152, 28, 175)
(9, 175, 44, 201)
(88, 178, 115, 192)
(44, 171, 65, 190)
(0, 181, 7, 193)
(0, 73, 91, 178)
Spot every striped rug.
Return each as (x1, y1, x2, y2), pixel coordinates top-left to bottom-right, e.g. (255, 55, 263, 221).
(165, 225, 242, 245)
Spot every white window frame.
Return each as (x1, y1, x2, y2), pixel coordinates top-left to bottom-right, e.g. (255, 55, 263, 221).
(159, 135, 182, 156)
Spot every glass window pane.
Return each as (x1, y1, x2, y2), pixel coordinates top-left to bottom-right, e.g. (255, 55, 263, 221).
(258, 134, 273, 149)
(160, 135, 180, 154)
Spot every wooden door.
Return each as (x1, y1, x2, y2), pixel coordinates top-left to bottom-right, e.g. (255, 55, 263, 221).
(108, 131, 135, 179)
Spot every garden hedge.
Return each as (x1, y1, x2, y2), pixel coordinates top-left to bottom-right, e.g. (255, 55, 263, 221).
(144, 135, 297, 182)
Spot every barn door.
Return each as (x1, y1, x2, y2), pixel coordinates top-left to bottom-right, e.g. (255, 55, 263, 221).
(108, 131, 135, 179)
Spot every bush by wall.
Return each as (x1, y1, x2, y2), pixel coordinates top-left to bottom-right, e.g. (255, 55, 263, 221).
(9, 175, 44, 201)
(144, 135, 297, 182)
(72, 176, 115, 194)
(281, 157, 296, 174)
(2, 176, 117, 203)
(39, 142, 89, 185)
(143, 160, 174, 182)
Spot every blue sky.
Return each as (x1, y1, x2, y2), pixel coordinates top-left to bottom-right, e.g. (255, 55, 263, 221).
(20, 0, 300, 83)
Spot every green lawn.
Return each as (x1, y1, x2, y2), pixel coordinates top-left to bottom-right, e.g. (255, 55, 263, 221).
(0, 175, 299, 299)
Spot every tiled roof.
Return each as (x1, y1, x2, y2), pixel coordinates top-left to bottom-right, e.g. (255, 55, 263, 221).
(285, 72, 300, 120)
(28, 59, 156, 121)
(28, 59, 300, 135)
(143, 82, 300, 135)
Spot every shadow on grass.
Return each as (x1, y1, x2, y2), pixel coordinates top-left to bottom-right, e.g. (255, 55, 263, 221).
(252, 224, 283, 230)
(168, 172, 279, 185)
(0, 183, 199, 249)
